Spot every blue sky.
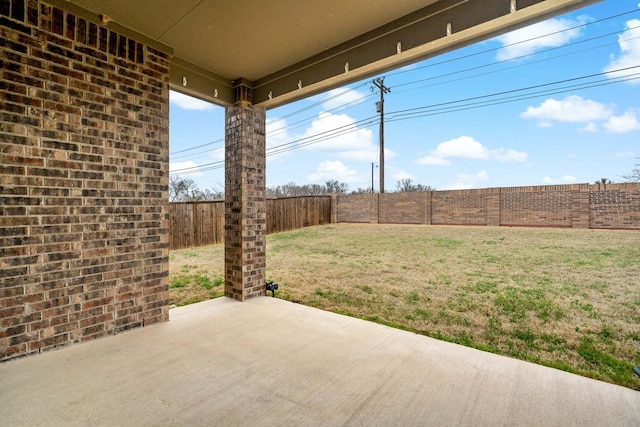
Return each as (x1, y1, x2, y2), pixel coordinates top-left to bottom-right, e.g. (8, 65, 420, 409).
(169, 0, 640, 192)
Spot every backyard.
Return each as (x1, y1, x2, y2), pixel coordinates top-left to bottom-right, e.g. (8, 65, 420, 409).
(169, 224, 640, 389)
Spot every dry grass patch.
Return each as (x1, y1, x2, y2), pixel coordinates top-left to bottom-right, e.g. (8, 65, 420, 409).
(169, 250, 225, 306)
(170, 224, 640, 389)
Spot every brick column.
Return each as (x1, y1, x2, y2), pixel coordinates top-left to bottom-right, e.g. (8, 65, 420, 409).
(224, 103, 266, 301)
(424, 191, 432, 225)
(571, 185, 590, 229)
(331, 194, 338, 223)
(370, 193, 379, 223)
(486, 188, 501, 226)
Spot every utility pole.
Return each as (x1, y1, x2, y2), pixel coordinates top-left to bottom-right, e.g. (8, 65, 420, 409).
(372, 77, 390, 193)
(371, 162, 374, 193)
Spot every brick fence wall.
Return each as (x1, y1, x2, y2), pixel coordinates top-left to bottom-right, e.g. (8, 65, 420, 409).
(1, 0, 171, 361)
(336, 183, 640, 229)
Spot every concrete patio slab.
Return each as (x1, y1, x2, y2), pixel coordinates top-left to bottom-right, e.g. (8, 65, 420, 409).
(1, 297, 639, 426)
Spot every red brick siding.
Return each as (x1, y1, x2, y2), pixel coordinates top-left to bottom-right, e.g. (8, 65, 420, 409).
(1, 0, 170, 361)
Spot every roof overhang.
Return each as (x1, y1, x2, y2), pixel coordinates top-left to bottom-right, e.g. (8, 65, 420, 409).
(61, 0, 601, 109)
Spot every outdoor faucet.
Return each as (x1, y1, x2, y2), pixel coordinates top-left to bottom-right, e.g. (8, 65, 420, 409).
(265, 281, 278, 297)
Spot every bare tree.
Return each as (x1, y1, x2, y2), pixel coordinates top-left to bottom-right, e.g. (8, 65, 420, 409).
(622, 158, 640, 182)
(169, 176, 224, 202)
(324, 179, 349, 194)
(306, 184, 326, 196)
(351, 186, 373, 194)
(395, 178, 434, 192)
(266, 180, 350, 198)
(169, 176, 199, 202)
(200, 188, 225, 201)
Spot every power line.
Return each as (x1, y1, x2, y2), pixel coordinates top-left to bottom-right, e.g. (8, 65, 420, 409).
(391, 25, 640, 94)
(392, 34, 640, 98)
(386, 65, 640, 120)
(170, 115, 379, 174)
(268, 82, 370, 123)
(169, 137, 223, 156)
(387, 7, 639, 79)
(386, 74, 640, 123)
(172, 62, 640, 176)
(170, 87, 376, 158)
(262, 21, 640, 157)
(266, 116, 379, 155)
(266, 91, 376, 138)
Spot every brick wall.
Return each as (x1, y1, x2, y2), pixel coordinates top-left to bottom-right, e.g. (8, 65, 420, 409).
(1, 0, 171, 361)
(590, 183, 640, 229)
(432, 190, 487, 225)
(379, 191, 429, 224)
(500, 185, 574, 227)
(336, 194, 374, 223)
(336, 183, 640, 230)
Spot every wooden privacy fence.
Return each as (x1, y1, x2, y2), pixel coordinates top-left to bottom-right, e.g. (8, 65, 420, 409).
(267, 195, 333, 234)
(169, 196, 332, 250)
(169, 201, 225, 250)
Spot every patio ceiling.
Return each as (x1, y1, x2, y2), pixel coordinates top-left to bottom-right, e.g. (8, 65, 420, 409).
(63, 0, 600, 108)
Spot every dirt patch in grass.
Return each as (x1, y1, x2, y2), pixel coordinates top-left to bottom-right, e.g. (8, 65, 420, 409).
(170, 224, 640, 389)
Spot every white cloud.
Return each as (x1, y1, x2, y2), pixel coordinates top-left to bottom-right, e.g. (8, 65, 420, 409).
(520, 95, 613, 124)
(170, 91, 214, 111)
(267, 111, 395, 165)
(388, 166, 414, 182)
(321, 88, 368, 111)
(307, 160, 364, 183)
(580, 122, 599, 133)
(416, 155, 450, 166)
(612, 151, 635, 158)
(416, 136, 527, 165)
(604, 19, 640, 83)
(445, 170, 490, 190)
(542, 175, 576, 184)
(170, 160, 202, 176)
(433, 136, 490, 159)
(495, 16, 589, 61)
(522, 96, 640, 133)
(604, 110, 640, 133)
(302, 112, 382, 162)
(492, 148, 528, 163)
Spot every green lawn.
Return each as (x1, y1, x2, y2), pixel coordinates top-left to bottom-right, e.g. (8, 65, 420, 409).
(170, 224, 640, 389)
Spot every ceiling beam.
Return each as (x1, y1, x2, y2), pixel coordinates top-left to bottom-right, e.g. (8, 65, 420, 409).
(169, 57, 235, 107)
(251, 0, 600, 108)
